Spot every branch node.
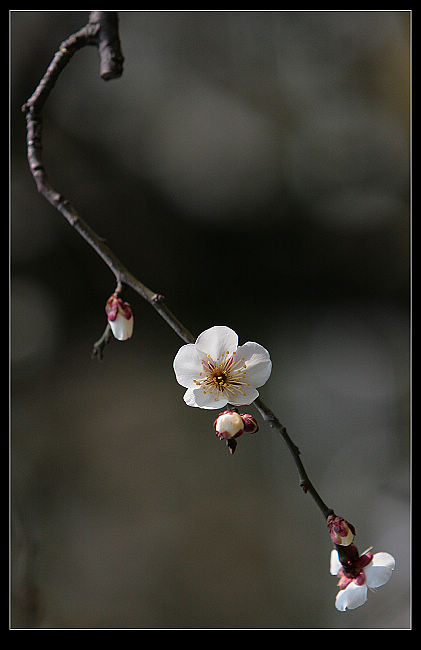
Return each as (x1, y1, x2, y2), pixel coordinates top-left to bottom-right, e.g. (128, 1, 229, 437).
(300, 480, 309, 494)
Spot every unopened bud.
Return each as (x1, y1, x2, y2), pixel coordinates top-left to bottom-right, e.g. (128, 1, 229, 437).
(241, 413, 259, 434)
(106, 293, 134, 341)
(327, 515, 356, 546)
(214, 410, 244, 440)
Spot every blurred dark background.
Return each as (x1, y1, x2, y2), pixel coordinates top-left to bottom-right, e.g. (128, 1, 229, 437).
(11, 11, 410, 629)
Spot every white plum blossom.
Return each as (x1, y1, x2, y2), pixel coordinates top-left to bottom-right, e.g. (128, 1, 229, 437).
(330, 548, 395, 611)
(173, 325, 272, 409)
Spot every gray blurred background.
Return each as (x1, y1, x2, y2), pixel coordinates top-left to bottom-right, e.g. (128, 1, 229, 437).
(11, 11, 410, 629)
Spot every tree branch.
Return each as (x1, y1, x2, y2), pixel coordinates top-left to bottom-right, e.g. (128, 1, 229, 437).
(253, 397, 334, 519)
(22, 11, 334, 522)
(22, 12, 195, 346)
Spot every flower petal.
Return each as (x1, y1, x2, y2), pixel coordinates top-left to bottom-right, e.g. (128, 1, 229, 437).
(109, 313, 134, 340)
(173, 343, 203, 388)
(235, 341, 272, 388)
(330, 550, 341, 576)
(335, 582, 368, 611)
(183, 387, 228, 410)
(364, 552, 395, 589)
(195, 326, 238, 361)
(228, 386, 259, 406)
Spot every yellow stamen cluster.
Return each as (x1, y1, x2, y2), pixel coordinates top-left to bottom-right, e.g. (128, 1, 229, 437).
(193, 350, 251, 401)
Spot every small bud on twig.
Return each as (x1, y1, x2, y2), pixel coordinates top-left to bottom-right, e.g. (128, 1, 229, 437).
(327, 515, 356, 546)
(105, 293, 134, 341)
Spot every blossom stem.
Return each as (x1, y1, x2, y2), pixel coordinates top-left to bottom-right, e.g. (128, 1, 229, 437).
(24, 11, 335, 524)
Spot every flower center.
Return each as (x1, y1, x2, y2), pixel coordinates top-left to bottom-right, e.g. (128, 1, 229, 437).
(192, 351, 251, 401)
(338, 568, 367, 589)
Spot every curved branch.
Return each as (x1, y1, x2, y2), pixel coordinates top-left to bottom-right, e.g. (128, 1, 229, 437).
(22, 11, 334, 522)
(22, 12, 195, 345)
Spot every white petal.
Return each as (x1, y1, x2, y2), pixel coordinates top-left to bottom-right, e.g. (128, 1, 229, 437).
(183, 388, 201, 407)
(228, 386, 259, 406)
(330, 550, 341, 576)
(195, 326, 238, 361)
(335, 583, 368, 611)
(364, 552, 395, 589)
(173, 344, 203, 388)
(371, 552, 396, 570)
(235, 341, 272, 388)
(109, 313, 134, 340)
(183, 387, 228, 410)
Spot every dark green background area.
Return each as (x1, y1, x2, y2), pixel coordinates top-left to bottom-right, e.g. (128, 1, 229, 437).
(11, 11, 410, 629)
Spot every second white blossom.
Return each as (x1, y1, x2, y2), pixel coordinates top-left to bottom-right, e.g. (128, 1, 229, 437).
(330, 548, 395, 611)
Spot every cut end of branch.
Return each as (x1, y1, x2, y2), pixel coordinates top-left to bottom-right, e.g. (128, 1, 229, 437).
(89, 11, 124, 80)
(100, 63, 124, 82)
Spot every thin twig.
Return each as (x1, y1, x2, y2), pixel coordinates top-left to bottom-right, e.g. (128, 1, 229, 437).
(22, 11, 334, 522)
(91, 323, 112, 360)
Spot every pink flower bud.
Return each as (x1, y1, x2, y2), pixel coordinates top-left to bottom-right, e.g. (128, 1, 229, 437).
(240, 413, 259, 434)
(214, 410, 244, 440)
(105, 293, 134, 341)
(327, 515, 356, 546)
